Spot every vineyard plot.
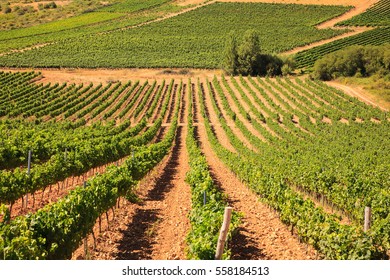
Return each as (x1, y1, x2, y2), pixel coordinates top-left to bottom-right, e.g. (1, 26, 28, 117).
(0, 72, 389, 260)
(0, 3, 350, 68)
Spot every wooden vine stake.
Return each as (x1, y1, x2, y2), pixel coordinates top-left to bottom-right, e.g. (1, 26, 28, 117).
(83, 181, 90, 260)
(25, 150, 32, 209)
(364, 206, 371, 232)
(215, 207, 233, 260)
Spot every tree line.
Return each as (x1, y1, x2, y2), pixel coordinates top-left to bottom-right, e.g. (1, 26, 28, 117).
(312, 44, 390, 80)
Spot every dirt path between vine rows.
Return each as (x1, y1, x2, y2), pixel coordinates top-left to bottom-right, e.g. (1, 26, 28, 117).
(72, 87, 191, 260)
(194, 83, 317, 260)
(114, 126, 191, 260)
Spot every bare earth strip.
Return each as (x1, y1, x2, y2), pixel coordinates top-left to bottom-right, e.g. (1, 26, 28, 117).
(0, 68, 222, 85)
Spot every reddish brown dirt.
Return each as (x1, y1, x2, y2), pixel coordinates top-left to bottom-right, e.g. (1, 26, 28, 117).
(150, 93, 190, 259)
(0, 68, 223, 85)
(6, 157, 127, 221)
(194, 96, 317, 260)
(117, 126, 190, 260)
(71, 153, 172, 260)
(72, 108, 191, 260)
(218, 78, 267, 143)
(207, 79, 258, 152)
(197, 79, 236, 153)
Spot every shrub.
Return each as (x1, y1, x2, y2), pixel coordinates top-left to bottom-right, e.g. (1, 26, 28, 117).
(313, 44, 390, 80)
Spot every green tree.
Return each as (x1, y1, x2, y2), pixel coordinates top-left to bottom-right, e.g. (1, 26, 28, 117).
(223, 31, 238, 75)
(237, 29, 261, 76)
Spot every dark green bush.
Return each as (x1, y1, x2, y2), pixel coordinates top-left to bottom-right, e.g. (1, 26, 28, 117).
(313, 44, 390, 80)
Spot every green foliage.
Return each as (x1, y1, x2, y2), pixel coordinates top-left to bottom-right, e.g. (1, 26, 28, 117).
(223, 31, 238, 75)
(100, 0, 170, 13)
(294, 27, 390, 69)
(237, 30, 261, 76)
(224, 30, 285, 76)
(185, 80, 240, 259)
(0, 2, 350, 68)
(0, 77, 181, 260)
(0, 12, 125, 41)
(337, 0, 390, 27)
(0, 71, 176, 206)
(198, 75, 389, 259)
(312, 44, 390, 80)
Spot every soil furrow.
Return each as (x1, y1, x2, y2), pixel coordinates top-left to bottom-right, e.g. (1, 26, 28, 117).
(195, 84, 318, 260)
(207, 80, 257, 152)
(198, 79, 236, 152)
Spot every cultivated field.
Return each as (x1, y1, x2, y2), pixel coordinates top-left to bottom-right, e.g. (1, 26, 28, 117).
(0, 71, 388, 260)
(0, 0, 389, 261)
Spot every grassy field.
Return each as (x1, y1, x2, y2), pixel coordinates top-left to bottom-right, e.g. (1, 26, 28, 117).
(336, 76, 390, 109)
(0, 3, 181, 54)
(0, 12, 125, 41)
(0, 0, 119, 31)
(0, 2, 350, 68)
(99, 0, 171, 13)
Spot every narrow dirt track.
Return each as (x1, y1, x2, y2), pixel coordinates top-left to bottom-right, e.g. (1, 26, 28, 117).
(194, 82, 317, 260)
(196, 79, 236, 152)
(72, 84, 191, 260)
(113, 125, 191, 260)
(327, 81, 389, 111)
